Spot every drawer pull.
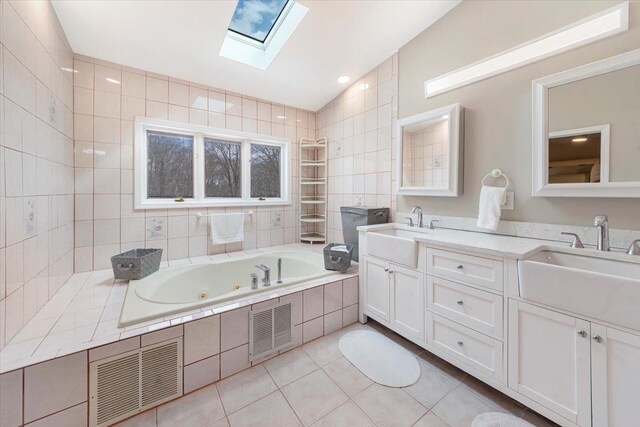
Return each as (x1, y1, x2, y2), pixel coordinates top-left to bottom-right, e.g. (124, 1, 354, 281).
(593, 335, 603, 343)
(456, 300, 464, 305)
(577, 330, 587, 337)
(384, 267, 389, 272)
(457, 341, 464, 347)
(388, 270, 394, 274)
(456, 265, 464, 270)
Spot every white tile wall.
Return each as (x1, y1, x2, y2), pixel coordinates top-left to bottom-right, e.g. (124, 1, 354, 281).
(1, 0, 75, 349)
(72, 55, 317, 271)
(316, 54, 399, 243)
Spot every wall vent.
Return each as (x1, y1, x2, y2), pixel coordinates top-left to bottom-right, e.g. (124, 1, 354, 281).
(90, 338, 183, 427)
(249, 301, 293, 361)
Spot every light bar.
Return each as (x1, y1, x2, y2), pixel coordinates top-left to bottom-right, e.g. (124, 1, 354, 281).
(424, 2, 629, 98)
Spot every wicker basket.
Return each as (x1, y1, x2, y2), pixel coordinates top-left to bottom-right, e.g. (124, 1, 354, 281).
(323, 244, 354, 273)
(111, 248, 162, 280)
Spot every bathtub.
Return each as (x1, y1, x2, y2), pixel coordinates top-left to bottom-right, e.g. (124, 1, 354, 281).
(119, 250, 334, 327)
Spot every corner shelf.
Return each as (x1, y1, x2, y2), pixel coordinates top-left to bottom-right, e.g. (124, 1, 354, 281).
(299, 138, 327, 244)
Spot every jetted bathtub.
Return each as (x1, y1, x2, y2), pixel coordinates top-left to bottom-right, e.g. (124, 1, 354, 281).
(119, 251, 333, 327)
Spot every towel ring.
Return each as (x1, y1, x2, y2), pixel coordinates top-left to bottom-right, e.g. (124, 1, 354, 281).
(481, 169, 510, 189)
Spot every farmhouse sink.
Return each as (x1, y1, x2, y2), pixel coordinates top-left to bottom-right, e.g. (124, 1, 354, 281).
(518, 251, 640, 330)
(367, 228, 423, 268)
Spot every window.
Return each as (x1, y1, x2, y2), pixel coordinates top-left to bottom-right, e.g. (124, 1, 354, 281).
(219, 0, 308, 70)
(228, 0, 289, 43)
(135, 118, 290, 209)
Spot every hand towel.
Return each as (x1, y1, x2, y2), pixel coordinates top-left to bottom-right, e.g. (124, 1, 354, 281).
(209, 213, 244, 244)
(477, 185, 507, 231)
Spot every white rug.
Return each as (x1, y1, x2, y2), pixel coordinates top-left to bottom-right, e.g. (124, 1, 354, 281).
(338, 330, 421, 387)
(472, 412, 534, 427)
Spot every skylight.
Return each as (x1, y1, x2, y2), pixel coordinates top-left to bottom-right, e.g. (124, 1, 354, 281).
(220, 0, 308, 70)
(228, 0, 289, 43)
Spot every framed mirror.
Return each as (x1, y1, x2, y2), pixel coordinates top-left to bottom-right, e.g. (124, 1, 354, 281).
(532, 49, 640, 197)
(396, 103, 464, 196)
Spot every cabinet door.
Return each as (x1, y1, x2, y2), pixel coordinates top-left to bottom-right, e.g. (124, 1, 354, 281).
(390, 264, 424, 341)
(363, 257, 390, 322)
(591, 324, 640, 427)
(508, 300, 591, 426)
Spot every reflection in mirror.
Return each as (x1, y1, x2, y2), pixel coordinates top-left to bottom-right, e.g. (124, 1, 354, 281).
(548, 127, 607, 184)
(547, 64, 639, 183)
(402, 116, 449, 188)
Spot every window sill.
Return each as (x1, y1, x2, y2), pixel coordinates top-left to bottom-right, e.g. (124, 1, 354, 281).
(135, 199, 292, 210)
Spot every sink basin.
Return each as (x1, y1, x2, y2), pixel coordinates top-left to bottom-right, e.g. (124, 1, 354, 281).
(518, 251, 640, 330)
(367, 228, 422, 268)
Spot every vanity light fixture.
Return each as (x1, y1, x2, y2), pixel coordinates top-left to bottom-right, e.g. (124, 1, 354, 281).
(337, 75, 351, 84)
(572, 137, 588, 142)
(424, 2, 629, 98)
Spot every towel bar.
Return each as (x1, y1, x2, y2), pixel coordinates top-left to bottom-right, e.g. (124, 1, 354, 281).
(196, 210, 254, 218)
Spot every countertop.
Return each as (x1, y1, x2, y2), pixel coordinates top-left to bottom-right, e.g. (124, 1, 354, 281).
(358, 223, 640, 264)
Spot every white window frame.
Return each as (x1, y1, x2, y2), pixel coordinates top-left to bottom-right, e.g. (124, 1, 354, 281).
(219, 1, 309, 70)
(135, 117, 291, 209)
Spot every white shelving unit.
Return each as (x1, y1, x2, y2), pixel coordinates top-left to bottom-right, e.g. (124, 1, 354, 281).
(299, 137, 327, 244)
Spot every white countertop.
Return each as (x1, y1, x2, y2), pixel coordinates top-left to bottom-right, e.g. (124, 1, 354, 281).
(358, 223, 640, 263)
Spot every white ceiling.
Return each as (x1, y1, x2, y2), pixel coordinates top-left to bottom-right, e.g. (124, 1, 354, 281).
(52, 0, 459, 111)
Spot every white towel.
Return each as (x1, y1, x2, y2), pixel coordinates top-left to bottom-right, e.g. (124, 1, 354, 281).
(209, 213, 244, 244)
(477, 186, 506, 231)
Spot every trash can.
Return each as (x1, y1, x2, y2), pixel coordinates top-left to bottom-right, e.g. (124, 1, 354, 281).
(340, 207, 389, 262)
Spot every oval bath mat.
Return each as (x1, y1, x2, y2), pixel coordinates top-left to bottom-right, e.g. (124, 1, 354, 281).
(338, 329, 421, 387)
(472, 412, 535, 427)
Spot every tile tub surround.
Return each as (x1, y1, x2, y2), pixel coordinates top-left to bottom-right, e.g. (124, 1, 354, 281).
(316, 53, 399, 244)
(0, 0, 75, 349)
(71, 54, 317, 272)
(0, 244, 359, 373)
(1, 321, 556, 427)
(0, 265, 359, 427)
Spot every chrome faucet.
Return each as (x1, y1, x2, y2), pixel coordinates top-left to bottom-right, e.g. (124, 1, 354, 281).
(627, 240, 640, 256)
(277, 258, 283, 283)
(594, 215, 610, 251)
(411, 206, 423, 228)
(255, 264, 271, 286)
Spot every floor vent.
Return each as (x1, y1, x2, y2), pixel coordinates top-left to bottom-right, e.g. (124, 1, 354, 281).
(90, 338, 183, 427)
(250, 301, 293, 361)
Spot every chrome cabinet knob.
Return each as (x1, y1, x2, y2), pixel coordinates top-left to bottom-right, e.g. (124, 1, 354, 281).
(577, 330, 587, 337)
(456, 265, 464, 270)
(384, 267, 389, 272)
(457, 341, 464, 347)
(593, 335, 603, 343)
(388, 270, 394, 274)
(456, 300, 464, 305)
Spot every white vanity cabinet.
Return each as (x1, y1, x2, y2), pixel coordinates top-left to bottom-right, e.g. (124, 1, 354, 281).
(509, 300, 640, 427)
(508, 300, 592, 426)
(362, 256, 425, 341)
(591, 324, 640, 427)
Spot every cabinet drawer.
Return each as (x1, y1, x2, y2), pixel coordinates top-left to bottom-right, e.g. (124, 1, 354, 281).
(426, 248, 503, 291)
(427, 313, 503, 382)
(427, 275, 503, 339)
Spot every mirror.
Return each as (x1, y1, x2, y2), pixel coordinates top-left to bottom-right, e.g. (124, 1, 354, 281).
(396, 103, 464, 196)
(532, 49, 640, 197)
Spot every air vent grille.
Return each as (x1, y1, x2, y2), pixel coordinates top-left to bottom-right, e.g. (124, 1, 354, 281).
(249, 301, 293, 361)
(141, 340, 180, 408)
(95, 353, 140, 426)
(90, 338, 183, 427)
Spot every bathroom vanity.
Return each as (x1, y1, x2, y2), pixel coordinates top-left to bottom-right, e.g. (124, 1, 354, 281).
(358, 224, 640, 427)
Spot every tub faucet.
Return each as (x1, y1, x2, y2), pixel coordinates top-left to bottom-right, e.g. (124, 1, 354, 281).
(255, 264, 271, 286)
(594, 215, 610, 251)
(277, 258, 283, 283)
(411, 206, 423, 228)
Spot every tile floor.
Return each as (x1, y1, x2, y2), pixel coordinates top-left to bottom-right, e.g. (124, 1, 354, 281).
(115, 321, 557, 427)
